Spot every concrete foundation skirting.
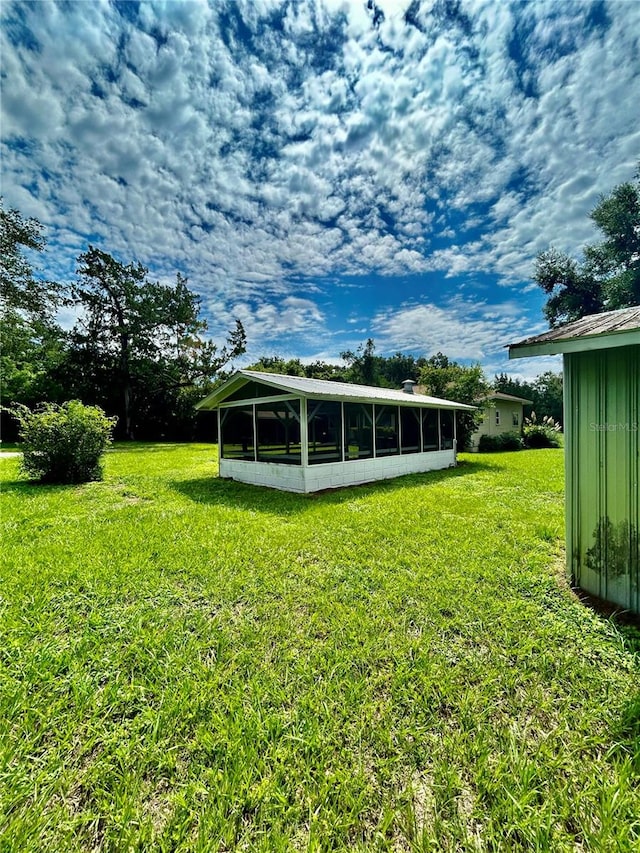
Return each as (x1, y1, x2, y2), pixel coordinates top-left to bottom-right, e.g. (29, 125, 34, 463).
(219, 450, 456, 493)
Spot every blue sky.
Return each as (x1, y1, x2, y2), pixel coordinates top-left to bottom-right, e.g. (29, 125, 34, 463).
(2, 0, 639, 380)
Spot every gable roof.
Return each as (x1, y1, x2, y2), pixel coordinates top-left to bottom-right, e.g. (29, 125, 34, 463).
(482, 391, 533, 405)
(197, 370, 476, 411)
(508, 306, 640, 358)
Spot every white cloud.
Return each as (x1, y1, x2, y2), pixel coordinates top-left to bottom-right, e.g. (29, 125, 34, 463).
(1, 0, 638, 365)
(372, 296, 540, 362)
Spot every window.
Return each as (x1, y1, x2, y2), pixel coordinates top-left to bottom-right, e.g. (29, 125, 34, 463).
(440, 409, 455, 450)
(400, 407, 421, 454)
(512, 411, 519, 426)
(344, 402, 373, 460)
(308, 401, 343, 465)
(422, 409, 439, 451)
(220, 407, 255, 460)
(495, 410, 501, 426)
(375, 405, 399, 456)
(255, 400, 301, 465)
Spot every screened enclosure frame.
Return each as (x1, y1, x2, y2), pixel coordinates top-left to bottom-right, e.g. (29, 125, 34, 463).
(219, 396, 457, 466)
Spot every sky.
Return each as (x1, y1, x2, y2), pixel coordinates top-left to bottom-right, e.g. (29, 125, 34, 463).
(2, 0, 639, 381)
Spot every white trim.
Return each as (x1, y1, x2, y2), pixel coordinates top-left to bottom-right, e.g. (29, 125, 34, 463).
(220, 393, 298, 407)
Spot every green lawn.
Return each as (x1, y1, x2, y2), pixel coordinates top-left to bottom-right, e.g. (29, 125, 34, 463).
(1, 445, 638, 851)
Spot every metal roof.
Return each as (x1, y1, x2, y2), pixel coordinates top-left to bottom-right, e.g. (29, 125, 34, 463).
(509, 306, 640, 358)
(197, 369, 476, 411)
(483, 391, 533, 405)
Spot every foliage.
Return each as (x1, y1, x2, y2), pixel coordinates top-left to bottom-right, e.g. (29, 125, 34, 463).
(0, 202, 67, 441)
(494, 371, 564, 425)
(2, 446, 639, 849)
(535, 170, 640, 326)
(0, 198, 59, 319)
(340, 340, 427, 388)
(420, 352, 488, 450)
(10, 400, 116, 483)
(479, 431, 524, 452)
(67, 247, 246, 439)
(248, 355, 308, 377)
(340, 337, 380, 385)
(523, 411, 562, 448)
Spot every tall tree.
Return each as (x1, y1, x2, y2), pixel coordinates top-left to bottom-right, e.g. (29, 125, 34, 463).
(70, 247, 245, 439)
(0, 201, 66, 432)
(535, 170, 640, 326)
(340, 338, 379, 385)
(0, 199, 58, 319)
(419, 353, 488, 450)
(531, 371, 563, 425)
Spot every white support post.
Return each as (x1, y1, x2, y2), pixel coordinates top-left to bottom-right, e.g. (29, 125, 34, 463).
(300, 397, 309, 469)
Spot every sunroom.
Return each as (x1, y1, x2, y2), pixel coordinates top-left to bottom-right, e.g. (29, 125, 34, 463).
(196, 370, 475, 493)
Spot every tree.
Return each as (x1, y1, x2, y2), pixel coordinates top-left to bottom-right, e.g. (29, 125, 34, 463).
(249, 356, 307, 376)
(419, 353, 488, 450)
(531, 371, 563, 425)
(494, 370, 563, 425)
(0, 202, 67, 440)
(535, 170, 640, 326)
(340, 338, 379, 386)
(0, 199, 59, 319)
(493, 372, 534, 402)
(69, 247, 246, 439)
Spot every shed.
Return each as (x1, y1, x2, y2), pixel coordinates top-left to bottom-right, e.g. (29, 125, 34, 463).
(509, 306, 640, 615)
(470, 391, 533, 450)
(196, 370, 475, 493)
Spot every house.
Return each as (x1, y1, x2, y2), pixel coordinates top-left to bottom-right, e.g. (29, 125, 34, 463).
(196, 370, 475, 493)
(470, 391, 532, 450)
(509, 306, 640, 615)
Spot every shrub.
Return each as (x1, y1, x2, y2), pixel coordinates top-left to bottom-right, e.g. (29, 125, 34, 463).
(479, 432, 524, 452)
(10, 401, 116, 483)
(523, 411, 561, 449)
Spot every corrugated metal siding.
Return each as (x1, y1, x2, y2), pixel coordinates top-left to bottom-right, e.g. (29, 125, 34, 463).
(566, 346, 640, 613)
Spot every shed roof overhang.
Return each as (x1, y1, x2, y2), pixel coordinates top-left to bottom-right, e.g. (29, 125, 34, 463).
(196, 369, 476, 412)
(507, 306, 640, 359)
(481, 392, 533, 405)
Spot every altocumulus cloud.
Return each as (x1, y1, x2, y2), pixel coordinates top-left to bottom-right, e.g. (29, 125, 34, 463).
(1, 0, 638, 371)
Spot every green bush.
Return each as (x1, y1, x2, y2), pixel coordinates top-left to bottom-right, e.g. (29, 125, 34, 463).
(478, 431, 524, 452)
(523, 411, 562, 449)
(11, 401, 116, 483)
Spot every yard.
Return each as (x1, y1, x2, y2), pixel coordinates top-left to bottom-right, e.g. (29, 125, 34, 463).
(1, 445, 638, 851)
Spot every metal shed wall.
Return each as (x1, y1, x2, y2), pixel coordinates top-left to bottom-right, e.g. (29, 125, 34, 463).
(565, 345, 639, 613)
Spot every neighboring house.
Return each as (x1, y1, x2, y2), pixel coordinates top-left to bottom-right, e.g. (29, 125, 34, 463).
(196, 370, 475, 493)
(509, 306, 640, 616)
(470, 392, 532, 450)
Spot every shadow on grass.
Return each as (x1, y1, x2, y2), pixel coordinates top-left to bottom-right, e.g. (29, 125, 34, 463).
(573, 587, 640, 633)
(0, 478, 101, 495)
(109, 442, 215, 453)
(171, 457, 500, 515)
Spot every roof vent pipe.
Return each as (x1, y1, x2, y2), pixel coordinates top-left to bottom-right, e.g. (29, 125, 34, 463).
(402, 380, 416, 394)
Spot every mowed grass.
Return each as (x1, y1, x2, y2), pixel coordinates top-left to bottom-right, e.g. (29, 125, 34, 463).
(1, 445, 639, 852)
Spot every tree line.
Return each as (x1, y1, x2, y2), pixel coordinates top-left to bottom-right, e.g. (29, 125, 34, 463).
(2, 168, 636, 443)
(1, 204, 245, 441)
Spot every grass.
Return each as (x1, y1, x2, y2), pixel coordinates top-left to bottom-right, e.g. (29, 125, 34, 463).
(1, 444, 638, 851)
